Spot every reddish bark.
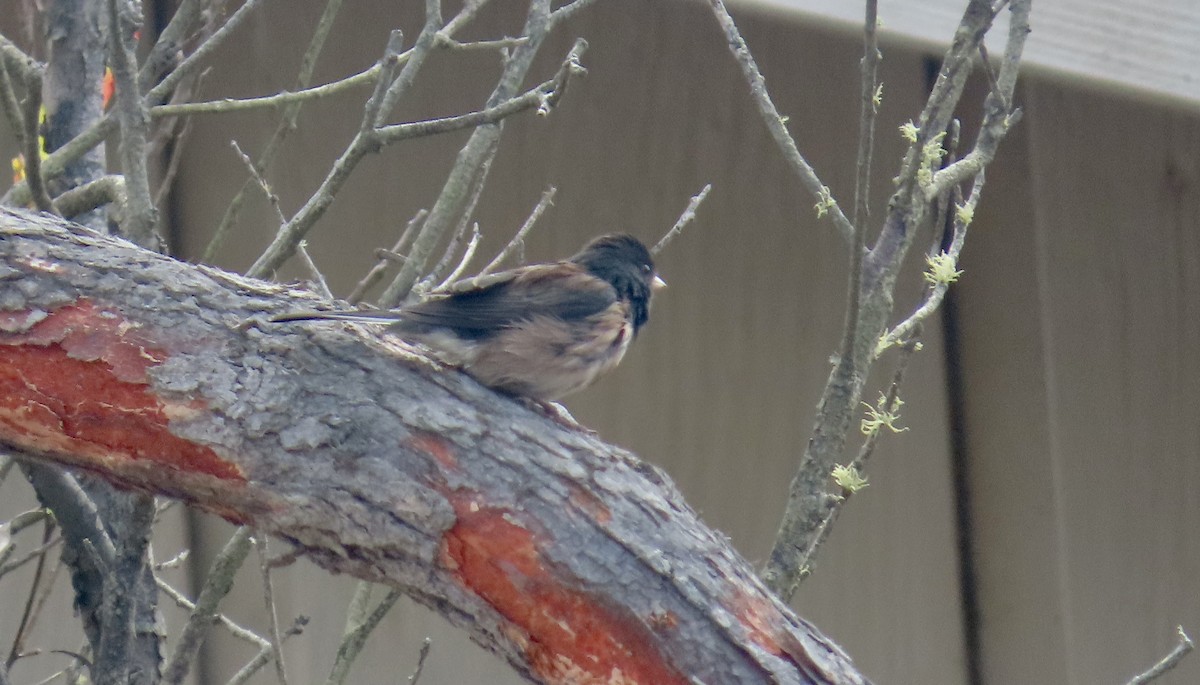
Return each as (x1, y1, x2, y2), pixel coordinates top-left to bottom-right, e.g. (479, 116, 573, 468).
(0, 208, 870, 685)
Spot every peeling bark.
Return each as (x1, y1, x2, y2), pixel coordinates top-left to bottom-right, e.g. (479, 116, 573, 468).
(0, 208, 870, 685)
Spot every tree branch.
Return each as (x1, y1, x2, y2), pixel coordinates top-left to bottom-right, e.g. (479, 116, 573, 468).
(762, 0, 1030, 598)
(706, 0, 854, 246)
(0, 209, 869, 685)
(1124, 627, 1195, 685)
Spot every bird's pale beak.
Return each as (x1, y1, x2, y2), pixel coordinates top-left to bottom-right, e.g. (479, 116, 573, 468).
(652, 275, 667, 291)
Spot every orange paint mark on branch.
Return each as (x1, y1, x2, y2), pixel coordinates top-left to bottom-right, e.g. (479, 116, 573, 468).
(441, 493, 687, 685)
(728, 586, 823, 677)
(0, 301, 243, 481)
(408, 431, 458, 470)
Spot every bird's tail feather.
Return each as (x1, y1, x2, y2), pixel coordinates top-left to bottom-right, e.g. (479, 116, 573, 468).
(269, 309, 403, 324)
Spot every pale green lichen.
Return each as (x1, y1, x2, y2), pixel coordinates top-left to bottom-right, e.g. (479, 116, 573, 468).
(924, 251, 963, 286)
(861, 393, 908, 436)
(832, 464, 869, 493)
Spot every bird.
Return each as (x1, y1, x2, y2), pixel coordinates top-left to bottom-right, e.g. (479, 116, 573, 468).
(270, 234, 666, 400)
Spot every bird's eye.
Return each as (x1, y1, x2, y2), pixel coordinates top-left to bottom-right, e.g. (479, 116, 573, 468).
(640, 264, 652, 274)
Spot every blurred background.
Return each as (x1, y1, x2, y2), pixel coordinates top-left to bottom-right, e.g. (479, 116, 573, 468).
(2, 0, 1198, 683)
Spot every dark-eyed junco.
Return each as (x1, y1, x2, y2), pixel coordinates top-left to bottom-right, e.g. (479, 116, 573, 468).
(271, 234, 665, 400)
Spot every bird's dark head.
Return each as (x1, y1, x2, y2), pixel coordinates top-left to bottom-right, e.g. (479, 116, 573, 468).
(571, 234, 665, 332)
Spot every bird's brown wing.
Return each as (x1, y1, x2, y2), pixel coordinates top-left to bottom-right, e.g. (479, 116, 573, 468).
(398, 262, 617, 339)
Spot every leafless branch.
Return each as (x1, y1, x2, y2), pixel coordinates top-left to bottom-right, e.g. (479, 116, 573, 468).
(153, 548, 189, 571)
(432, 223, 482, 291)
(1124, 627, 1195, 685)
(161, 527, 255, 685)
(245, 20, 450, 279)
(652, 183, 711, 256)
(347, 208, 427, 304)
(477, 185, 557, 277)
(153, 66, 377, 117)
(762, 0, 1030, 600)
(852, 0, 881, 232)
(0, 531, 61, 580)
(798, 333, 921, 572)
(138, 0, 200, 91)
(226, 616, 308, 685)
(414, 137, 497, 296)
(297, 242, 334, 300)
(230, 140, 286, 225)
(2, 0, 265, 209)
(325, 584, 403, 685)
(4, 517, 55, 669)
(375, 8, 570, 305)
(20, 70, 56, 215)
(706, 0, 854, 245)
(201, 0, 348, 261)
(0, 58, 28, 155)
(108, 0, 158, 247)
(53, 175, 127, 221)
(152, 68, 209, 208)
(254, 534, 290, 685)
(407, 638, 432, 684)
(374, 0, 442, 128)
(437, 34, 527, 51)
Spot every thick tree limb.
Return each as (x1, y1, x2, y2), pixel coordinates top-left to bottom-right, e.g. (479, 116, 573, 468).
(0, 209, 869, 685)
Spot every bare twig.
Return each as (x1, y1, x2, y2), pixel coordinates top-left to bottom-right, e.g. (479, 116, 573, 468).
(297, 241, 334, 299)
(375, 0, 442, 127)
(231, 140, 286, 225)
(652, 183, 711, 256)
(478, 185, 557, 277)
(0, 532, 61, 580)
(107, 0, 158, 247)
(202, 0, 347, 261)
(20, 70, 56, 214)
(362, 30, 407, 133)
(245, 25, 441, 279)
(548, 0, 601, 26)
(153, 548, 189, 571)
(161, 527, 255, 685)
(154, 66, 377, 117)
(2, 0, 265, 209)
(5, 518, 55, 668)
(324, 584, 403, 685)
(372, 52, 585, 146)
(144, 0, 266, 108)
(156, 577, 268, 649)
(415, 140, 496, 295)
(437, 35, 527, 51)
(0, 35, 42, 85)
(92, 492, 156, 685)
(852, 0, 881, 232)
(839, 0, 880, 388)
(1124, 627, 1195, 685)
(226, 616, 308, 685)
(433, 223, 482, 291)
(878, 171, 983, 355)
(408, 638, 432, 684)
(706, 0, 854, 245)
(375, 12, 569, 305)
(347, 208, 427, 304)
(255, 534, 290, 685)
(0, 58, 28, 155)
(53, 175, 127, 220)
(762, 0, 1030, 600)
(153, 68, 210, 208)
(798, 333, 921, 574)
(138, 0, 201, 91)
